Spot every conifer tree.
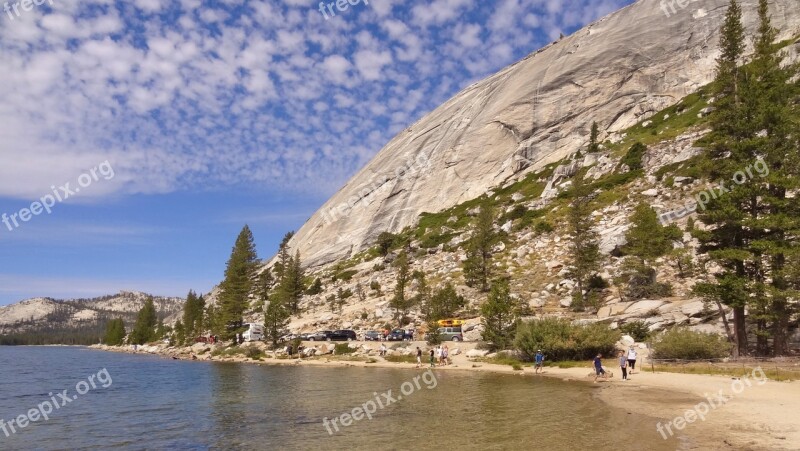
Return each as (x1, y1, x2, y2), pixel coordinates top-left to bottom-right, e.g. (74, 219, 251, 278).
(463, 201, 496, 291)
(103, 318, 126, 346)
(390, 251, 414, 326)
(566, 172, 601, 310)
(263, 292, 290, 347)
(480, 279, 520, 350)
(218, 225, 259, 340)
(588, 121, 600, 153)
(182, 290, 205, 345)
(129, 297, 157, 345)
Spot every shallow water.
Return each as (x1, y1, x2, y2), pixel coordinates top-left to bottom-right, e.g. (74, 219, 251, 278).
(0, 347, 682, 450)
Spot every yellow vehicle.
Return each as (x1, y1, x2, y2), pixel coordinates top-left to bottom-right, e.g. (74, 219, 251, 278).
(436, 319, 464, 327)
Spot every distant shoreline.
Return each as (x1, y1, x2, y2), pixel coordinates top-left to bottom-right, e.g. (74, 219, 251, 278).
(86, 342, 800, 450)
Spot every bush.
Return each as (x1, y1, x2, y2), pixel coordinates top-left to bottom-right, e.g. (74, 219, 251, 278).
(515, 318, 620, 362)
(333, 270, 358, 282)
(620, 142, 647, 171)
(334, 343, 356, 354)
(619, 320, 650, 342)
(245, 346, 266, 360)
(651, 328, 732, 360)
(534, 220, 554, 234)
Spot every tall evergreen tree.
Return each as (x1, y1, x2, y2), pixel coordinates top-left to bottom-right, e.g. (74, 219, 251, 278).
(480, 279, 520, 350)
(218, 225, 260, 340)
(588, 121, 600, 153)
(263, 293, 290, 347)
(103, 318, 126, 346)
(273, 231, 294, 279)
(389, 251, 414, 326)
(129, 297, 157, 345)
(566, 172, 601, 310)
(696, 0, 799, 356)
(463, 201, 496, 291)
(182, 290, 205, 345)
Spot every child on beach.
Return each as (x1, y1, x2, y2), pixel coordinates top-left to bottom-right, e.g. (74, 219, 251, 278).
(593, 354, 608, 383)
(619, 350, 628, 380)
(534, 350, 544, 374)
(416, 347, 422, 368)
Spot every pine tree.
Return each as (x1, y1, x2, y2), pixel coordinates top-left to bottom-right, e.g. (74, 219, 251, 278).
(263, 293, 290, 347)
(103, 318, 126, 346)
(273, 231, 294, 279)
(624, 203, 682, 261)
(182, 290, 205, 345)
(129, 297, 157, 345)
(566, 172, 601, 310)
(218, 225, 260, 340)
(173, 320, 185, 346)
(480, 279, 520, 350)
(588, 121, 600, 153)
(694, 0, 751, 356)
(743, 0, 800, 355)
(389, 251, 414, 326)
(463, 201, 496, 291)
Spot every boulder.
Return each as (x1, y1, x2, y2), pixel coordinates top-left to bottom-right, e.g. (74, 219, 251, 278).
(466, 349, 489, 358)
(559, 297, 572, 308)
(624, 300, 667, 316)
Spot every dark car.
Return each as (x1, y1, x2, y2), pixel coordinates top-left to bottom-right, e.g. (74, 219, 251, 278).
(363, 330, 382, 341)
(386, 329, 414, 341)
(307, 331, 332, 341)
(329, 330, 357, 341)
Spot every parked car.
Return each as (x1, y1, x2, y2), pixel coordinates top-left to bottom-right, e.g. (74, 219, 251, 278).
(307, 331, 332, 341)
(363, 330, 382, 341)
(437, 326, 463, 341)
(329, 330, 357, 341)
(386, 329, 414, 341)
(278, 333, 299, 343)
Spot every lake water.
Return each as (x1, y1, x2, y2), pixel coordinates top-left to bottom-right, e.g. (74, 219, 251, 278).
(0, 347, 682, 450)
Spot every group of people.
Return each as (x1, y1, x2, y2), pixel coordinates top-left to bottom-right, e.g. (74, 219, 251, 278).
(414, 345, 450, 368)
(593, 346, 638, 382)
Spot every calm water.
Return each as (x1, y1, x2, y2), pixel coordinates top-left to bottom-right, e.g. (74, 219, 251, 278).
(0, 347, 682, 450)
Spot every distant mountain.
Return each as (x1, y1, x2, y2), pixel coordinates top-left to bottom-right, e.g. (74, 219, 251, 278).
(0, 291, 184, 345)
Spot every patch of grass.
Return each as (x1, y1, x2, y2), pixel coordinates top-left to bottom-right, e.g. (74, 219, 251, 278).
(384, 354, 417, 364)
(333, 269, 358, 282)
(650, 364, 799, 381)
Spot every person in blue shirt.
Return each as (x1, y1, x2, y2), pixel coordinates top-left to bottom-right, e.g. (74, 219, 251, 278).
(534, 350, 544, 374)
(593, 353, 608, 382)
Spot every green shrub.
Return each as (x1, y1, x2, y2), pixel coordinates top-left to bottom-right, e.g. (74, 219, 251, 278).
(619, 320, 650, 342)
(334, 343, 356, 354)
(620, 142, 647, 171)
(333, 270, 358, 282)
(534, 220, 554, 234)
(515, 318, 620, 362)
(245, 347, 266, 360)
(651, 328, 732, 360)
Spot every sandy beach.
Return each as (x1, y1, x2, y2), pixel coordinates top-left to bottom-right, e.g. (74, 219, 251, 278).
(90, 343, 800, 450)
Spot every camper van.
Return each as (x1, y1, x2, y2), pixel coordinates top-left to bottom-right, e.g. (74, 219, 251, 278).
(242, 323, 264, 342)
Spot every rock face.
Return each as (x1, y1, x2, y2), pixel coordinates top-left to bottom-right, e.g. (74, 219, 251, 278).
(284, 0, 800, 267)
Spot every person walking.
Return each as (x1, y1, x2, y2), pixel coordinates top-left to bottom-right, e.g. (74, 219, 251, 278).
(442, 345, 449, 365)
(593, 354, 608, 383)
(435, 345, 442, 366)
(627, 346, 637, 374)
(416, 347, 422, 368)
(619, 350, 628, 380)
(534, 350, 544, 374)
(380, 343, 387, 357)
(429, 348, 435, 368)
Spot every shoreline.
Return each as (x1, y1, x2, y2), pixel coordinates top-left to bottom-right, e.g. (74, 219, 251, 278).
(87, 343, 800, 450)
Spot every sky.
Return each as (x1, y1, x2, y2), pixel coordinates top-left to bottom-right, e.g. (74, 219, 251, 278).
(0, 0, 633, 306)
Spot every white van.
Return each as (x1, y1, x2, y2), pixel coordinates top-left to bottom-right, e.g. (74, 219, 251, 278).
(242, 323, 264, 342)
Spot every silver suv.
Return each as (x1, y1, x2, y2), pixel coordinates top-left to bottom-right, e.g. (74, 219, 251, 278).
(437, 326, 463, 341)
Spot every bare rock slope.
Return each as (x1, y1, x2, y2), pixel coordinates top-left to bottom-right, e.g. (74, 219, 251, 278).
(290, 0, 800, 267)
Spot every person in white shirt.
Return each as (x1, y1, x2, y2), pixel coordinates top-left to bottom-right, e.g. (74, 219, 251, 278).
(627, 347, 638, 374)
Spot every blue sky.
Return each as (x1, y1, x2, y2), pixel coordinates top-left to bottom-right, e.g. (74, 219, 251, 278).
(0, 0, 632, 306)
